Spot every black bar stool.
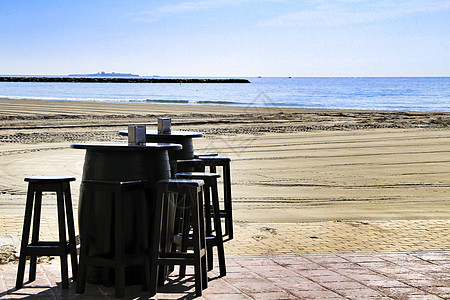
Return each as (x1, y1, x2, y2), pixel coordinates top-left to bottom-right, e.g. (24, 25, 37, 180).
(176, 157, 234, 240)
(150, 179, 208, 297)
(76, 180, 149, 298)
(200, 157, 233, 240)
(16, 176, 78, 290)
(175, 172, 226, 277)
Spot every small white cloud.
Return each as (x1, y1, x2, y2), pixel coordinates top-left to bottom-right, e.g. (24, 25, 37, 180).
(135, 0, 283, 22)
(260, 0, 450, 27)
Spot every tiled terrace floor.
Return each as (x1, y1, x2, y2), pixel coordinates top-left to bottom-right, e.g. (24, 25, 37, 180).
(2, 217, 450, 299)
(2, 252, 450, 299)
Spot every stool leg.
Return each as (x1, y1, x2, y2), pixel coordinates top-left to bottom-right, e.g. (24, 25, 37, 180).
(203, 185, 214, 271)
(224, 164, 233, 239)
(29, 189, 43, 282)
(114, 187, 125, 298)
(56, 186, 70, 289)
(211, 178, 226, 277)
(189, 188, 203, 296)
(197, 188, 208, 289)
(149, 187, 165, 297)
(76, 189, 92, 294)
(16, 185, 35, 289)
(64, 182, 78, 280)
(137, 188, 150, 291)
(209, 165, 223, 237)
(179, 193, 190, 278)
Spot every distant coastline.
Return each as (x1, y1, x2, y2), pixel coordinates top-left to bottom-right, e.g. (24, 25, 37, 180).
(68, 71, 139, 77)
(0, 76, 251, 84)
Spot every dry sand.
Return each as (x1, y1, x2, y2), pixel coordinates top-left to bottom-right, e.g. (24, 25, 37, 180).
(1, 98, 450, 222)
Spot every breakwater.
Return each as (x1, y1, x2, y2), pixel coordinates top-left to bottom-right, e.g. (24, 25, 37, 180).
(0, 77, 250, 83)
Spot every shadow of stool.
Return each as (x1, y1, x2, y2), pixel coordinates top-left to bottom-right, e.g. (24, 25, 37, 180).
(76, 180, 149, 298)
(16, 176, 78, 290)
(150, 179, 208, 298)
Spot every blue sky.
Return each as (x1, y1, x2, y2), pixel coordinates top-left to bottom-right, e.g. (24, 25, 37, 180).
(1, 0, 449, 77)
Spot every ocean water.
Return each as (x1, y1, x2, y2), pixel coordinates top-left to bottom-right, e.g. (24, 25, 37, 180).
(1, 77, 450, 112)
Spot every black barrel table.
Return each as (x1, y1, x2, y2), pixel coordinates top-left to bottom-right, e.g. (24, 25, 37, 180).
(118, 130, 203, 160)
(70, 142, 182, 284)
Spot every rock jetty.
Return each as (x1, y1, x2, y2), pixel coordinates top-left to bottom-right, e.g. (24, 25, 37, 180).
(0, 77, 250, 83)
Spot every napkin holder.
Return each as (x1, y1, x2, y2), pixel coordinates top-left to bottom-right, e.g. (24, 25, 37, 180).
(128, 125, 146, 145)
(158, 118, 171, 134)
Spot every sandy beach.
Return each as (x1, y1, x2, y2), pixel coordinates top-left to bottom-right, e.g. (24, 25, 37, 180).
(1, 98, 450, 223)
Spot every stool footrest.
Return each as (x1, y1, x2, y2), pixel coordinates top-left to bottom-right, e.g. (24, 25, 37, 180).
(158, 249, 207, 265)
(24, 241, 73, 256)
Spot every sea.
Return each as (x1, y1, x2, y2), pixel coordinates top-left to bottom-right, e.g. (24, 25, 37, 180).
(1, 77, 450, 112)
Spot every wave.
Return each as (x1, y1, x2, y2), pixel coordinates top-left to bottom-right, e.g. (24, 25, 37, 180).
(0, 95, 137, 103)
(142, 99, 239, 105)
(0, 95, 243, 106)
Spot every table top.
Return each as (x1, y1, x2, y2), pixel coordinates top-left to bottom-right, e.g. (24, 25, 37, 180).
(70, 142, 182, 151)
(118, 130, 203, 138)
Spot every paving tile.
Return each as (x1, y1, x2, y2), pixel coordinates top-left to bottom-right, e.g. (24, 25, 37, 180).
(281, 262, 323, 271)
(306, 255, 349, 264)
(290, 289, 345, 299)
(271, 256, 314, 265)
(341, 273, 388, 281)
(336, 268, 380, 276)
(234, 257, 278, 266)
(247, 265, 299, 278)
(380, 253, 423, 262)
(405, 295, 443, 300)
(202, 278, 239, 294)
(204, 293, 252, 300)
(400, 278, 449, 287)
(340, 254, 386, 263)
(319, 262, 365, 270)
(379, 287, 431, 298)
(319, 281, 369, 291)
(294, 269, 339, 277)
(224, 278, 281, 294)
(337, 288, 388, 299)
(310, 275, 352, 283)
(248, 291, 299, 300)
(392, 272, 430, 281)
(363, 279, 409, 288)
(223, 267, 261, 279)
(421, 285, 450, 295)
(416, 253, 450, 261)
(268, 276, 326, 291)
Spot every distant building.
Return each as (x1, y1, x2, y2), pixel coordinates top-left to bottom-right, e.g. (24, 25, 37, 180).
(68, 71, 139, 77)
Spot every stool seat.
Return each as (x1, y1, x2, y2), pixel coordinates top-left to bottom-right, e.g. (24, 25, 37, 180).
(194, 153, 218, 158)
(200, 157, 231, 163)
(16, 176, 78, 290)
(25, 176, 76, 183)
(176, 172, 221, 179)
(158, 179, 205, 191)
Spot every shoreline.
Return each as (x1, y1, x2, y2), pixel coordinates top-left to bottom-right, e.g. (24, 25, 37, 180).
(0, 77, 250, 83)
(3, 97, 450, 114)
(1, 98, 450, 223)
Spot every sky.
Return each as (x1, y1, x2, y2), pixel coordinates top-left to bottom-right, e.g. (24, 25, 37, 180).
(1, 0, 449, 77)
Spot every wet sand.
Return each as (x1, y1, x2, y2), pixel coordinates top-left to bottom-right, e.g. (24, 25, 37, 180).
(1, 98, 450, 222)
